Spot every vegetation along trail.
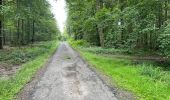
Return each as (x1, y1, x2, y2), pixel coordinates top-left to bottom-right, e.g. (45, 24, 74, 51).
(19, 42, 117, 100)
(1, 0, 170, 99)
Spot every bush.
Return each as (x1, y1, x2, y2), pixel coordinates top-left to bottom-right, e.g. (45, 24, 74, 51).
(159, 35, 170, 57)
(159, 23, 170, 58)
(69, 39, 90, 47)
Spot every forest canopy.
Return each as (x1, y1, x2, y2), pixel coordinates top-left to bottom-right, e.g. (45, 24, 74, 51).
(0, 0, 60, 49)
(66, 0, 170, 57)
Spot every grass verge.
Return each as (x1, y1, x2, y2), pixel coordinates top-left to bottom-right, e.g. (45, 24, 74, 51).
(0, 41, 59, 100)
(79, 50, 170, 100)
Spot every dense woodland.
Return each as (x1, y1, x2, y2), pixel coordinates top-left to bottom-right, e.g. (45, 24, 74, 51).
(66, 0, 170, 57)
(0, 0, 60, 49)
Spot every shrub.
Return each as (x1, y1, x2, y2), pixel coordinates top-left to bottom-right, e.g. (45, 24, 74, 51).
(159, 34, 170, 57)
(159, 23, 170, 58)
(69, 39, 90, 47)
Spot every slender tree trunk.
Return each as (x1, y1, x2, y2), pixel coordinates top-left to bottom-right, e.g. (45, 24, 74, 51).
(0, 21, 2, 49)
(17, 19, 20, 45)
(21, 19, 24, 44)
(26, 19, 30, 44)
(119, 0, 125, 42)
(96, 1, 104, 47)
(0, 0, 3, 49)
(9, 28, 12, 44)
(3, 28, 5, 45)
(32, 20, 35, 43)
(157, 2, 163, 29)
(16, 0, 21, 46)
(164, 0, 168, 22)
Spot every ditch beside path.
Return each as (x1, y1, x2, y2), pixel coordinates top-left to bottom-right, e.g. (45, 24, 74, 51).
(18, 42, 117, 100)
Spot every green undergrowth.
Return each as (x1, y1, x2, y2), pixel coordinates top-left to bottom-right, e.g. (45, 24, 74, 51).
(0, 41, 57, 69)
(81, 47, 130, 55)
(68, 39, 90, 48)
(79, 50, 170, 100)
(0, 41, 59, 100)
(69, 40, 158, 57)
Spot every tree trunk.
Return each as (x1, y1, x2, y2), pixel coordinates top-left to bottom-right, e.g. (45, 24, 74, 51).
(0, 0, 3, 49)
(164, 0, 168, 22)
(96, 0, 104, 47)
(21, 19, 24, 44)
(119, 0, 125, 42)
(31, 20, 35, 43)
(27, 19, 30, 44)
(17, 19, 20, 45)
(0, 21, 2, 49)
(9, 28, 12, 44)
(157, 2, 163, 29)
(3, 28, 5, 45)
(98, 25, 104, 47)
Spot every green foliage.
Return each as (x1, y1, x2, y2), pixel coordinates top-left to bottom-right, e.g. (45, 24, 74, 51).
(69, 39, 90, 48)
(66, 0, 170, 57)
(1, 0, 60, 47)
(80, 50, 170, 100)
(0, 41, 59, 100)
(80, 47, 131, 55)
(0, 41, 56, 68)
(159, 23, 170, 57)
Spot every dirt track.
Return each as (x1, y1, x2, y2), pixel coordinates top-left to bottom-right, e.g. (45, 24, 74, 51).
(19, 42, 117, 100)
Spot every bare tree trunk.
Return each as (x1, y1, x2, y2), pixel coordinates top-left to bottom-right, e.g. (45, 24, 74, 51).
(3, 27, 5, 45)
(21, 19, 24, 44)
(9, 28, 12, 44)
(98, 25, 104, 47)
(0, 21, 2, 49)
(17, 19, 20, 45)
(16, 0, 21, 46)
(26, 19, 30, 44)
(119, 0, 125, 42)
(32, 20, 35, 43)
(0, 0, 3, 49)
(164, 0, 168, 22)
(157, 2, 163, 29)
(96, 1, 104, 47)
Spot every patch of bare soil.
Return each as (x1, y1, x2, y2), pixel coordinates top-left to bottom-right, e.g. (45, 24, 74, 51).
(0, 64, 20, 79)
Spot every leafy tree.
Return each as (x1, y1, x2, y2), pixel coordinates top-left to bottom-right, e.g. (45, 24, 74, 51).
(66, 0, 170, 57)
(0, 0, 60, 49)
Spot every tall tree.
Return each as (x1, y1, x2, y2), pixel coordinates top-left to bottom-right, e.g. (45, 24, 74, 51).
(0, 0, 3, 49)
(96, 0, 104, 47)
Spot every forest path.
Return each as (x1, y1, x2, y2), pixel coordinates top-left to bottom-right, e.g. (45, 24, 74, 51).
(19, 42, 117, 100)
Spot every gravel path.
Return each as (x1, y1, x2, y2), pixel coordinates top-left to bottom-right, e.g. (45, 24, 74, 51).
(19, 42, 117, 100)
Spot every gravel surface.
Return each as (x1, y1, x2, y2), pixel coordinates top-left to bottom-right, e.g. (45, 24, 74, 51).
(18, 42, 117, 100)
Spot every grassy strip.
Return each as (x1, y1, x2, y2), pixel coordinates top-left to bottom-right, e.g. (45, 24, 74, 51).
(79, 51, 170, 100)
(0, 41, 59, 100)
